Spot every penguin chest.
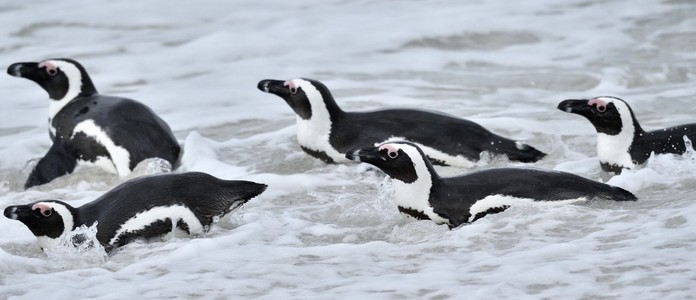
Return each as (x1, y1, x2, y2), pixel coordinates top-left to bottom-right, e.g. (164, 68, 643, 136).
(296, 117, 346, 163)
(596, 132, 635, 170)
(108, 205, 204, 247)
(392, 181, 450, 225)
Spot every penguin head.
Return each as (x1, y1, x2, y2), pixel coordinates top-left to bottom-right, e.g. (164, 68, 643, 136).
(7, 58, 97, 103)
(4, 200, 77, 250)
(557, 96, 639, 136)
(346, 141, 437, 184)
(257, 78, 342, 120)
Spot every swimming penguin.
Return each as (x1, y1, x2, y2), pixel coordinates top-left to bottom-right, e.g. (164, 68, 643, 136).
(257, 78, 545, 167)
(346, 141, 636, 228)
(558, 96, 696, 175)
(3, 172, 267, 252)
(7, 58, 181, 189)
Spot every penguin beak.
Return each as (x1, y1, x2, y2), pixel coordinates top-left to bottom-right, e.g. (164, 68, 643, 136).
(557, 99, 593, 116)
(7, 62, 41, 80)
(257, 79, 291, 97)
(345, 146, 383, 163)
(3, 205, 37, 221)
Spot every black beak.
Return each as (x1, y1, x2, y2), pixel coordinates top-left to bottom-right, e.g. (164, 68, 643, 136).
(257, 79, 290, 97)
(345, 146, 383, 163)
(7, 62, 40, 78)
(557, 99, 593, 116)
(3, 205, 37, 221)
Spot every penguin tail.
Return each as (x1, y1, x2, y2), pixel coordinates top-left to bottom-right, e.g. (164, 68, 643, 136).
(225, 181, 267, 203)
(504, 141, 546, 163)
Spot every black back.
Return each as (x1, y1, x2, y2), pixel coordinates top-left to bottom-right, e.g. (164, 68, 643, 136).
(51, 94, 181, 170)
(630, 125, 696, 165)
(430, 168, 637, 227)
(75, 172, 266, 246)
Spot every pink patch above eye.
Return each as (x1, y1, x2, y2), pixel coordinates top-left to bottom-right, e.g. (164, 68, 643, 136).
(38, 61, 58, 75)
(379, 144, 399, 158)
(588, 98, 607, 112)
(284, 80, 298, 94)
(31, 203, 52, 216)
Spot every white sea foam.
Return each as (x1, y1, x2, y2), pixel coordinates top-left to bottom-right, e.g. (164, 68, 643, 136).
(0, 0, 695, 299)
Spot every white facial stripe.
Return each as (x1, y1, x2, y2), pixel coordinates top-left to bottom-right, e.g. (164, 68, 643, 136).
(109, 205, 204, 246)
(467, 195, 587, 223)
(43, 60, 83, 119)
(385, 143, 450, 225)
(293, 79, 347, 162)
(593, 97, 636, 168)
(72, 120, 131, 176)
(379, 137, 476, 168)
(35, 202, 74, 250)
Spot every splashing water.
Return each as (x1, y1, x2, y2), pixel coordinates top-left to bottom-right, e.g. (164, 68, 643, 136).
(44, 223, 108, 266)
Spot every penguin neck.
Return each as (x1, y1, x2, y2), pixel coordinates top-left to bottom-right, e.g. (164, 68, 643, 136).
(48, 74, 97, 121)
(296, 88, 346, 162)
(390, 156, 449, 225)
(596, 113, 642, 169)
(319, 92, 345, 120)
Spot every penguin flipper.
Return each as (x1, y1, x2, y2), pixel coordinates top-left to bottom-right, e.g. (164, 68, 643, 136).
(25, 139, 77, 189)
(504, 142, 546, 163)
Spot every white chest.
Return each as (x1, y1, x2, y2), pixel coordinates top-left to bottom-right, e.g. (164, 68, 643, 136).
(296, 115, 347, 163)
(392, 177, 449, 225)
(596, 132, 635, 169)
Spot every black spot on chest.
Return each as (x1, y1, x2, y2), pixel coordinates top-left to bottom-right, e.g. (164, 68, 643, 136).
(300, 146, 334, 163)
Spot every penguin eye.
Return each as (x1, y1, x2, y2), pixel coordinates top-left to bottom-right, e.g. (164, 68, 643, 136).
(388, 151, 398, 159)
(289, 87, 297, 94)
(46, 68, 57, 76)
(596, 105, 606, 112)
(41, 209, 52, 217)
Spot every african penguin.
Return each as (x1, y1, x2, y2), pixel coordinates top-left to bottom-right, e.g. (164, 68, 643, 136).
(346, 141, 636, 228)
(257, 78, 545, 167)
(3, 172, 267, 252)
(7, 58, 181, 189)
(558, 96, 696, 175)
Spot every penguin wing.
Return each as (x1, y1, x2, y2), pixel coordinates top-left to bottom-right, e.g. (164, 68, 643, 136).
(25, 137, 78, 189)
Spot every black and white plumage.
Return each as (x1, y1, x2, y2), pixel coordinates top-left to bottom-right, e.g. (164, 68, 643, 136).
(7, 58, 181, 189)
(346, 141, 636, 228)
(558, 96, 696, 175)
(257, 78, 545, 167)
(3, 172, 267, 252)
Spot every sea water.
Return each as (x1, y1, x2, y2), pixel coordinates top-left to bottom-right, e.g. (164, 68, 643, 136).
(0, 0, 695, 299)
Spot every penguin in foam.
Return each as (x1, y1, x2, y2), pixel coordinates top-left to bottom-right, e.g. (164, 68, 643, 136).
(4, 172, 266, 252)
(347, 141, 636, 228)
(558, 96, 696, 175)
(258, 78, 545, 167)
(7, 58, 181, 189)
